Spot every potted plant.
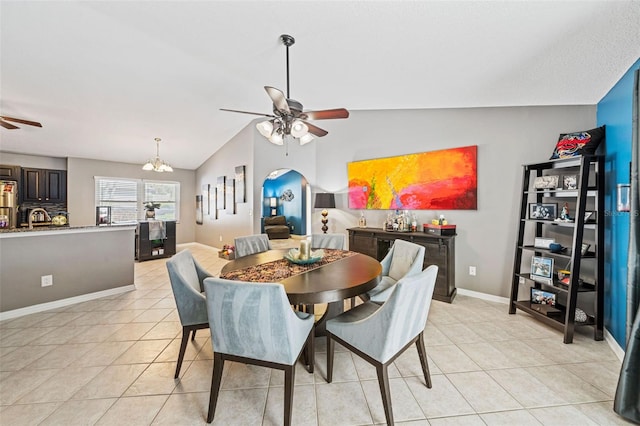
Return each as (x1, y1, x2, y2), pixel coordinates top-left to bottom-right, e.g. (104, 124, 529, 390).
(144, 202, 161, 219)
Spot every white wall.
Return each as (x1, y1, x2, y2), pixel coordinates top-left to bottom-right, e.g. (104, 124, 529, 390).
(67, 157, 196, 244)
(195, 105, 597, 298)
(0, 152, 67, 170)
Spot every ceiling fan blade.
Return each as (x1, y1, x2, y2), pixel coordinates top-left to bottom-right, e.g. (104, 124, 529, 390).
(301, 108, 350, 120)
(0, 119, 19, 129)
(304, 121, 328, 137)
(220, 108, 275, 118)
(0, 116, 42, 127)
(264, 86, 290, 114)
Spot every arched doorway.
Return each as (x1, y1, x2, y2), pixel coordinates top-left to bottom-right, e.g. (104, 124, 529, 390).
(262, 169, 310, 236)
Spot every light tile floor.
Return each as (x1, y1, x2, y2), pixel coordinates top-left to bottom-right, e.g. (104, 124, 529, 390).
(0, 242, 632, 425)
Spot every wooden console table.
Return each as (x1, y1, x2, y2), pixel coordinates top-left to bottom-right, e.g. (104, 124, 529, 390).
(348, 227, 456, 303)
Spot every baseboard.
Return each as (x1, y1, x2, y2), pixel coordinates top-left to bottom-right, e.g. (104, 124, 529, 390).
(457, 288, 511, 304)
(458, 287, 625, 360)
(0, 284, 136, 322)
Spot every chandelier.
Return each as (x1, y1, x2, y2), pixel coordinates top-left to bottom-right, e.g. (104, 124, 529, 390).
(142, 138, 173, 172)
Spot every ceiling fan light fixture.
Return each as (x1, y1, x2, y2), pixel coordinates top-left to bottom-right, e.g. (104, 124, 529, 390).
(269, 129, 284, 145)
(299, 133, 315, 145)
(290, 119, 308, 138)
(142, 138, 173, 172)
(256, 120, 274, 138)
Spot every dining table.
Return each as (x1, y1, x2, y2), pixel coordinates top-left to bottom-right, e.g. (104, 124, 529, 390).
(219, 248, 382, 372)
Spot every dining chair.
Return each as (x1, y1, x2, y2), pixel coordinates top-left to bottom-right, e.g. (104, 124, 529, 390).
(364, 239, 425, 304)
(233, 234, 272, 258)
(166, 249, 212, 378)
(325, 265, 438, 426)
(203, 277, 315, 425)
(311, 233, 346, 249)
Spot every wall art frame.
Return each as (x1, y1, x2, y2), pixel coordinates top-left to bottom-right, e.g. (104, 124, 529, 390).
(235, 165, 246, 204)
(216, 176, 226, 210)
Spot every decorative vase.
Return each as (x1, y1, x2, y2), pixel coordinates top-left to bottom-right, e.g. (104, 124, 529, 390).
(145, 209, 156, 219)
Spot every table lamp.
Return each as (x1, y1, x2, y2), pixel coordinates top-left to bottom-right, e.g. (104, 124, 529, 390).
(314, 193, 335, 234)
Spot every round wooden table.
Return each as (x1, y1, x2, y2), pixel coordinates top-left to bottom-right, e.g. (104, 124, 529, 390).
(220, 248, 382, 336)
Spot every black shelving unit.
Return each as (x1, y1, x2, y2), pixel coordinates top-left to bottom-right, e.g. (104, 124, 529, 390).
(509, 155, 604, 343)
(135, 221, 176, 261)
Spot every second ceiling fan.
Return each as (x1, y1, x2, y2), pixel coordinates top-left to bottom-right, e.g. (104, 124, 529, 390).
(221, 34, 349, 146)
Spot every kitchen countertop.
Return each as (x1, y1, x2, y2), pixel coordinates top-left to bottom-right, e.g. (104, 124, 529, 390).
(0, 224, 135, 238)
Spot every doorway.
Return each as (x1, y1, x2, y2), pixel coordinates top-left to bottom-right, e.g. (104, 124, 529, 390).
(262, 169, 310, 236)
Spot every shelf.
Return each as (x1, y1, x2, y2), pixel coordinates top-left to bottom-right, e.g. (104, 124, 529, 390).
(515, 273, 596, 292)
(511, 154, 604, 343)
(513, 300, 595, 328)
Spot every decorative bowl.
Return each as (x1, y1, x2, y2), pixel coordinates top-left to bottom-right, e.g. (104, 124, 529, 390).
(284, 248, 324, 265)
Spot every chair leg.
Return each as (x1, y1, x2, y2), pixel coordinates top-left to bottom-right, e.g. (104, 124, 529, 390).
(207, 352, 225, 423)
(191, 329, 197, 340)
(376, 363, 394, 426)
(326, 334, 334, 383)
(175, 327, 190, 378)
(305, 304, 315, 373)
(415, 332, 432, 388)
(284, 364, 295, 426)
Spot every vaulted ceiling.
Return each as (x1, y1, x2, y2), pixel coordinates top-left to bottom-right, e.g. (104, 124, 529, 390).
(2, 1, 639, 170)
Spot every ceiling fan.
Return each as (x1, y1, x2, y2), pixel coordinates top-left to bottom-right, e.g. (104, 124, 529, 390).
(0, 116, 43, 130)
(221, 34, 349, 146)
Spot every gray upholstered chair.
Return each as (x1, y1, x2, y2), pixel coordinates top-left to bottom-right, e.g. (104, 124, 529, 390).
(311, 233, 346, 249)
(203, 277, 314, 425)
(166, 249, 211, 378)
(326, 265, 438, 426)
(233, 234, 272, 258)
(364, 239, 425, 304)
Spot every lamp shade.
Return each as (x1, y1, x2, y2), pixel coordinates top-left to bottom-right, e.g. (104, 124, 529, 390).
(314, 193, 336, 209)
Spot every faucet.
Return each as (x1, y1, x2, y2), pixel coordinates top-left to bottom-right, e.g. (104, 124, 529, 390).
(28, 208, 51, 229)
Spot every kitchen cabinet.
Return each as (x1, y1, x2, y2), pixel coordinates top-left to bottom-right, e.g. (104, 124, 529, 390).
(348, 227, 457, 303)
(0, 164, 21, 181)
(22, 168, 67, 203)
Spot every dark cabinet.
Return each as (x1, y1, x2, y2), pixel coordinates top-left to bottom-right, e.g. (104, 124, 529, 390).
(0, 164, 21, 181)
(136, 221, 176, 261)
(348, 227, 457, 303)
(22, 168, 67, 203)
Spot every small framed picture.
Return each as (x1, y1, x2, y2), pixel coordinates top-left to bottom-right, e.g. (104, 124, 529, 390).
(530, 287, 557, 306)
(531, 256, 554, 284)
(529, 203, 558, 220)
(562, 175, 577, 190)
(534, 175, 559, 189)
(584, 211, 594, 222)
(581, 243, 591, 256)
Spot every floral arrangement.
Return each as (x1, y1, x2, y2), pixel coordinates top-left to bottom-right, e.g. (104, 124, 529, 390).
(144, 202, 161, 211)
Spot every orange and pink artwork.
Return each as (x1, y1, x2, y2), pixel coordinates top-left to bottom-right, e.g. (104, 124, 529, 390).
(348, 145, 477, 210)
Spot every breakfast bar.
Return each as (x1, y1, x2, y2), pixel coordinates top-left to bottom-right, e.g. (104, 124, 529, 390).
(0, 225, 136, 319)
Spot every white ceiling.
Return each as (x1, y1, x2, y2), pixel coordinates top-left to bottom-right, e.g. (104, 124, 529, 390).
(1, 1, 639, 170)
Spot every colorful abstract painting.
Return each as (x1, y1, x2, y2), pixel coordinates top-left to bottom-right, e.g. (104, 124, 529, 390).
(348, 145, 477, 210)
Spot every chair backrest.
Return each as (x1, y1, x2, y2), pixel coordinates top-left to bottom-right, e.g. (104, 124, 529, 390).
(311, 233, 346, 249)
(166, 250, 208, 326)
(234, 234, 271, 258)
(203, 277, 313, 365)
(378, 265, 437, 360)
(386, 239, 425, 281)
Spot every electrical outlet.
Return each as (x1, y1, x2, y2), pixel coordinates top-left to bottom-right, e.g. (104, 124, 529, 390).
(469, 266, 476, 276)
(41, 275, 53, 287)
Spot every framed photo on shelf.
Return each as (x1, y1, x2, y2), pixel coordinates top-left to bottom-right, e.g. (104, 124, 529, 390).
(529, 203, 557, 220)
(533, 175, 559, 189)
(581, 243, 591, 255)
(584, 211, 594, 222)
(531, 256, 554, 284)
(530, 287, 557, 306)
(562, 175, 578, 190)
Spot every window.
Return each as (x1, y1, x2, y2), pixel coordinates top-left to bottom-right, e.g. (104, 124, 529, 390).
(95, 177, 180, 223)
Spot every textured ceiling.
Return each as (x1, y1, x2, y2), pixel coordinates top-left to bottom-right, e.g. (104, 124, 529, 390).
(1, 1, 639, 170)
